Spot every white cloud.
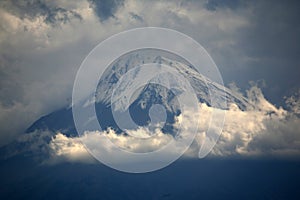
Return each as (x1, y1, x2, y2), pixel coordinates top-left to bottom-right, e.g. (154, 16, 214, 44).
(46, 132, 95, 164)
(2, 85, 296, 165)
(39, 86, 300, 165)
(205, 86, 300, 158)
(45, 128, 176, 164)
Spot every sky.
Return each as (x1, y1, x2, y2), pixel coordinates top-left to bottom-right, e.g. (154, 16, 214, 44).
(1, 1, 300, 199)
(0, 0, 300, 147)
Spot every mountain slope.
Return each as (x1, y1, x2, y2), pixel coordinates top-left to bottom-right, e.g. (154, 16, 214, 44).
(27, 51, 252, 135)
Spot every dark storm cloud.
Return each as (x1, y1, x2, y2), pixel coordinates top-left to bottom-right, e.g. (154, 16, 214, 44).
(0, 0, 82, 25)
(0, 0, 94, 145)
(205, 0, 242, 11)
(240, 1, 300, 59)
(129, 12, 143, 23)
(207, 0, 300, 104)
(88, 0, 124, 21)
(252, 0, 300, 103)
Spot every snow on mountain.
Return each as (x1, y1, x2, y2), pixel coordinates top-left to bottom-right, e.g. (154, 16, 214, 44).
(26, 50, 253, 135)
(95, 52, 251, 110)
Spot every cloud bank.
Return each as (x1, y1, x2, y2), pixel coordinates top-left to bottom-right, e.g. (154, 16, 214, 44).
(8, 85, 297, 165)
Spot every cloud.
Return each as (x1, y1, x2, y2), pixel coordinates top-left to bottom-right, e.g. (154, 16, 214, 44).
(0, 0, 116, 145)
(205, 86, 300, 158)
(1, 84, 297, 165)
(0, 0, 300, 151)
(89, 0, 124, 21)
(46, 132, 95, 164)
(11, 85, 296, 165)
(285, 89, 300, 115)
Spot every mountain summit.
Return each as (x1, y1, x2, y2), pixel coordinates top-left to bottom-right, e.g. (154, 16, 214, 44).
(27, 50, 251, 136)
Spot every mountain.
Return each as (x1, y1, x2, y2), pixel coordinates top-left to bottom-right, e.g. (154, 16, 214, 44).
(26, 50, 252, 136)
